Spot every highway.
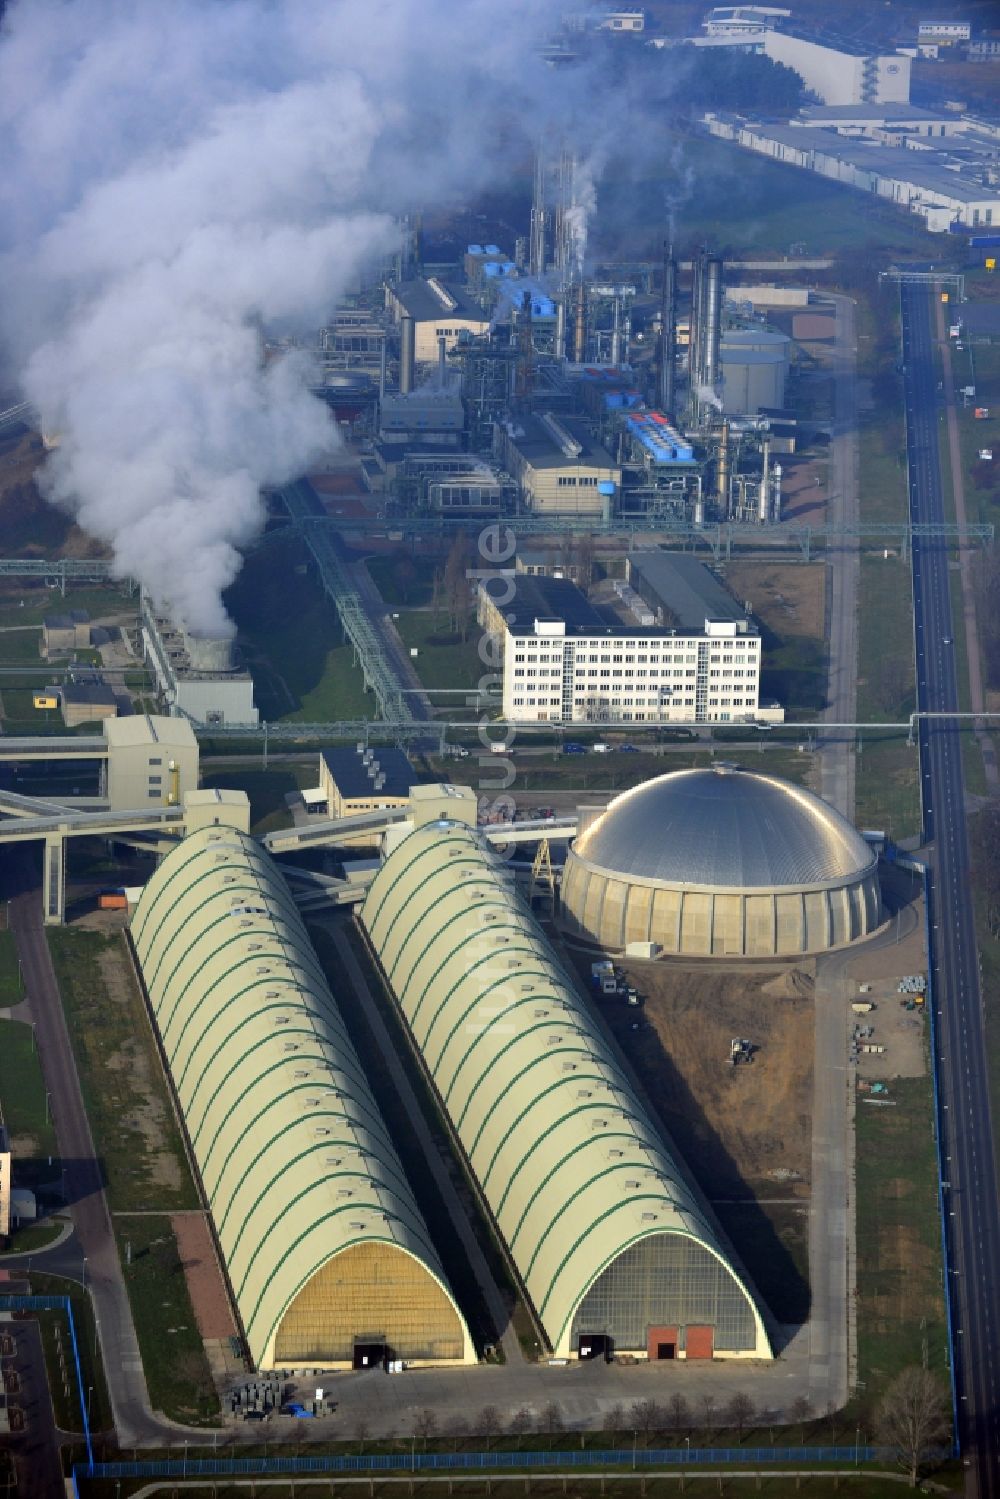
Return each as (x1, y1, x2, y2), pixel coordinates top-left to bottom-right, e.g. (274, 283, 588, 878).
(901, 282, 1000, 1498)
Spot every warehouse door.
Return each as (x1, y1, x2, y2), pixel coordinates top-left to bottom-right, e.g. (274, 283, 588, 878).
(647, 1325, 678, 1360)
(578, 1334, 612, 1361)
(353, 1341, 389, 1370)
(685, 1325, 714, 1360)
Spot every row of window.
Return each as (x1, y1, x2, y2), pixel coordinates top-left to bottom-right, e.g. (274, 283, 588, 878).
(511, 696, 750, 709)
(514, 650, 756, 664)
(513, 667, 756, 682)
(555, 475, 600, 487)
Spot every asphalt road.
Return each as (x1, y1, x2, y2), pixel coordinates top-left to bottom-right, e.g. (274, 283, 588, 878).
(901, 282, 1000, 1499)
(1, 844, 166, 1450)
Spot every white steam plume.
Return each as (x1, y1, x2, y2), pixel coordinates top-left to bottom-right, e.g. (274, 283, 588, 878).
(697, 384, 724, 412)
(0, 0, 600, 635)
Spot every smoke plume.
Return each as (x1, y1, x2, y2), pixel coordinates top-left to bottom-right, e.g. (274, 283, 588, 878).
(0, 0, 601, 634)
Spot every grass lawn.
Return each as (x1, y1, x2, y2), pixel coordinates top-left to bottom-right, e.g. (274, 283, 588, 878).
(601, 126, 948, 258)
(47, 929, 199, 1214)
(394, 610, 485, 697)
(0, 585, 135, 630)
(27, 1268, 113, 1440)
(0, 626, 44, 664)
(0, 1017, 57, 1162)
(225, 538, 372, 722)
(854, 734, 921, 843)
(366, 552, 440, 608)
(0, 930, 22, 1006)
(855, 1076, 949, 1414)
(113, 1216, 219, 1424)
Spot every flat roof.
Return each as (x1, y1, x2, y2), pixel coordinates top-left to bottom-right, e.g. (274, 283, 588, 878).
(628, 552, 751, 630)
(321, 745, 416, 799)
(392, 279, 489, 325)
(104, 714, 198, 750)
(798, 103, 949, 123)
(504, 414, 617, 472)
(504, 575, 608, 636)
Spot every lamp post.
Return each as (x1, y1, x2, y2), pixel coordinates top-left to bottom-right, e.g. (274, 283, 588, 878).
(81, 1255, 87, 1291)
(631, 1430, 637, 1470)
(86, 1385, 93, 1424)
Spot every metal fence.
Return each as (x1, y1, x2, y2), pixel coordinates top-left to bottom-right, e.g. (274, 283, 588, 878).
(78, 1446, 888, 1482)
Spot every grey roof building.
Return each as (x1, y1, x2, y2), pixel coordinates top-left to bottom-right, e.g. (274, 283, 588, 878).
(627, 554, 753, 633)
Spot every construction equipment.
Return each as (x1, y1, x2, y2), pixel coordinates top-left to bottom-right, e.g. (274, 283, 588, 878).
(729, 1037, 753, 1066)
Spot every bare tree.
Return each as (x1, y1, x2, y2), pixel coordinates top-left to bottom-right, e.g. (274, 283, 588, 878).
(790, 1395, 812, 1443)
(476, 1405, 503, 1450)
(667, 1393, 691, 1433)
(413, 1408, 438, 1446)
(352, 1415, 370, 1452)
(725, 1392, 755, 1442)
(699, 1392, 717, 1435)
(508, 1408, 533, 1438)
(540, 1400, 564, 1437)
(444, 1413, 469, 1453)
(574, 533, 596, 590)
(443, 530, 472, 636)
(877, 1366, 950, 1487)
(628, 1399, 662, 1445)
(602, 1403, 625, 1435)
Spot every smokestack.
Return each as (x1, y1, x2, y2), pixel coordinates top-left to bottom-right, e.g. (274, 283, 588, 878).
(772, 461, 782, 522)
(717, 421, 730, 509)
(399, 314, 415, 394)
(703, 255, 723, 396)
(437, 334, 448, 387)
(658, 241, 677, 415)
(554, 297, 566, 360)
(529, 148, 546, 279)
(610, 295, 621, 368)
(759, 434, 771, 523)
(573, 280, 586, 364)
(692, 254, 707, 401)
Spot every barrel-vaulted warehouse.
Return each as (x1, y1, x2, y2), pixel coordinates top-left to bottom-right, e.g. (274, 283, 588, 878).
(562, 767, 881, 958)
(361, 818, 771, 1362)
(131, 826, 473, 1370)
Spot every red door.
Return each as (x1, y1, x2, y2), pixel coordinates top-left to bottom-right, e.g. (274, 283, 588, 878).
(647, 1325, 678, 1360)
(685, 1325, 714, 1360)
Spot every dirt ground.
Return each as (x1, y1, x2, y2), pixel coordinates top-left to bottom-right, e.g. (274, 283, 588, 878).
(816, 868, 929, 1085)
(592, 960, 815, 1197)
(722, 559, 826, 641)
(173, 1213, 238, 1341)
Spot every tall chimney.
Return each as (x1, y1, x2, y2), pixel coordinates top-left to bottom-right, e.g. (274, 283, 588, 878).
(717, 421, 730, 509)
(702, 255, 724, 396)
(554, 297, 567, 360)
(399, 314, 415, 395)
(659, 241, 677, 415)
(573, 280, 586, 364)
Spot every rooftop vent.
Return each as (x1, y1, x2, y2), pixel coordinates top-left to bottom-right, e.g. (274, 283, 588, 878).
(428, 277, 458, 312)
(539, 411, 583, 459)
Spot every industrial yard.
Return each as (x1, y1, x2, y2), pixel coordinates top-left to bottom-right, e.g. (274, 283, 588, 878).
(2, 0, 996, 1491)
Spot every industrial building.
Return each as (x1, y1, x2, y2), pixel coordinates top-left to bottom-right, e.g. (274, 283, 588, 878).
(481, 570, 781, 726)
(142, 597, 258, 727)
(131, 826, 474, 1370)
(493, 413, 620, 516)
(103, 714, 199, 810)
(561, 767, 881, 957)
(42, 610, 91, 656)
(705, 107, 1000, 232)
(318, 745, 417, 822)
(360, 789, 772, 1361)
(58, 681, 118, 728)
(385, 279, 491, 366)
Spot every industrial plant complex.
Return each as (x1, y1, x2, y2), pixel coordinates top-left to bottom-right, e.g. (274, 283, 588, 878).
(1, 0, 999, 1490)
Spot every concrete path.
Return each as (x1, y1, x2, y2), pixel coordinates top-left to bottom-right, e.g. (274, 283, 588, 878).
(3, 846, 168, 1449)
(323, 917, 523, 1365)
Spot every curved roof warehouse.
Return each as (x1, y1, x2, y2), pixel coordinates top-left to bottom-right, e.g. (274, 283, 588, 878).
(131, 826, 473, 1370)
(361, 819, 772, 1362)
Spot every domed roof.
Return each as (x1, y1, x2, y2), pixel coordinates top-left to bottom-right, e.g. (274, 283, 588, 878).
(572, 767, 875, 891)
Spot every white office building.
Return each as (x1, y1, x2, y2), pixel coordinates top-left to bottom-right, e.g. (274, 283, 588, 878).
(480, 569, 783, 726)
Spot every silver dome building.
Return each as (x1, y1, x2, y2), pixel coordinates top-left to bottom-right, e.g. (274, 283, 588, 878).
(561, 767, 881, 958)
